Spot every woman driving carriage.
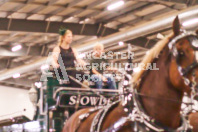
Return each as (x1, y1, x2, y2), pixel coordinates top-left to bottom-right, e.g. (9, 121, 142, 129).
(52, 28, 86, 88)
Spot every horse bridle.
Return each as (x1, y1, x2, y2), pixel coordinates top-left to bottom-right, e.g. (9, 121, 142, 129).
(168, 31, 198, 97)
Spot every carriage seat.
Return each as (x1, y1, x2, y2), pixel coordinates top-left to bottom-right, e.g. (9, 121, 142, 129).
(89, 80, 108, 89)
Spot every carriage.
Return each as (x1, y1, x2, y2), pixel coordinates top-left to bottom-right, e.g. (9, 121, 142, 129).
(1, 16, 198, 132)
(34, 75, 121, 132)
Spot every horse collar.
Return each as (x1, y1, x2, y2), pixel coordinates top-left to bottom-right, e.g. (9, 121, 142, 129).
(90, 100, 120, 132)
(122, 90, 193, 132)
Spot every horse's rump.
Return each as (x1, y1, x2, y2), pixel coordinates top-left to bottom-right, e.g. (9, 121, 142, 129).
(63, 102, 129, 132)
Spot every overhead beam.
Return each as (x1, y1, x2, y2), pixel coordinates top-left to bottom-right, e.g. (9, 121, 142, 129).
(3, 33, 30, 42)
(0, 56, 50, 81)
(62, 9, 85, 20)
(0, 7, 100, 22)
(25, 5, 46, 19)
(26, 0, 35, 4)
(0, 18, 118, 36)
(66, 0, 82, 8)
(88, 0, 186, 24)
(72, 36, 97, 46)
(78, 12, 100, 22)
(80, 1, 148, 23)
(159, 0, 196, 5)
(47, 0, 58, 6)
(25, 6, 101, 20)
(6, 4, 29, 17)
(5, 0, 59, 18)
(74, 5, 198, 52)
(144, 27, 172, 38)
(126, 37, 157, 49)
(0, 45, 44, 57)
(132, 0, 192, 6)
(96, 2, 150, 23)
(0, 59, 8, 70)
(117, 7, 173, 29)
(45, 0, 107, 20)
(0, 36, 98, 57)
(1, 78, 33, 87)
(0, 0, 10, 6)
(0, 58, 28, 71)
(0, 34, 57, 47)
(25, 4, 87, 19)
(0, 5, 198, 81)
(27, 0, 97, 20)
(111, 51, 146, 63)
(86, 0, 107, 9)
(0, 79, 32, 89)
(44, 8, 67, 20)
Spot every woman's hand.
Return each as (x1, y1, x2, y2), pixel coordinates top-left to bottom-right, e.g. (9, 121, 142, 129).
(53, 62, 60, 69)
(102, 76, 108, 82)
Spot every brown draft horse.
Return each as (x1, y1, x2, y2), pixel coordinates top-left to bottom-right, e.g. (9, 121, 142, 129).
(62, 17, 198, 132)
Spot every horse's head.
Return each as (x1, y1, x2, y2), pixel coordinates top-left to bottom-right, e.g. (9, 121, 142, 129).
(169, 16, 198, 95)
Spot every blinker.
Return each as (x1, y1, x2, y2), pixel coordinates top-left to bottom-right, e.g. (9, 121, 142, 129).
(188, 36, 198, 50)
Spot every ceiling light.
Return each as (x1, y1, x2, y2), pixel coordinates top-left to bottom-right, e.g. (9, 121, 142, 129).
(133, 67, 141, 73)
(182, 18, 198, 27)
(13, 73, 20, 78)
(78, 53, 85, 59)
(85, 18, 90, 22)
(41, 64, 49, 70)
(118, 41, 124, 46)
(107, 1, 125, 10)
(156, 33, 164, 39)
(79, 21, 84, 24)
(35, 82, 42, 88)
(12, 45, 22, 52)
(65, 17, 74, 22)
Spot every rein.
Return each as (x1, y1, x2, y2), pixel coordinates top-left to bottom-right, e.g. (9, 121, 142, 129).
(134, 92, 193, 105)
(120, 92, 192, 105)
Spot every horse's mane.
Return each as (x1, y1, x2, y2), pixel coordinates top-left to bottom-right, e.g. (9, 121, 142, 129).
(132, 32, 174, 85)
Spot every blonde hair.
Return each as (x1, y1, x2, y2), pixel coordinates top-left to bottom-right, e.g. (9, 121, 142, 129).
(132, 33, 174, 85)
(58, 29, 72, 46)
(94, 43, 104, 51)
